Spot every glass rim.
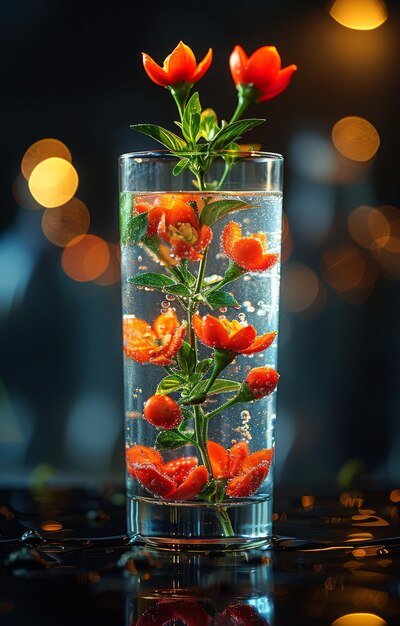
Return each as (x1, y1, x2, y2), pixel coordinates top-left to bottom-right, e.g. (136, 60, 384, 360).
(118, 149, 283, 162)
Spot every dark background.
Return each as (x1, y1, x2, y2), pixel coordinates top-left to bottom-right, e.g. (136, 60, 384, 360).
(0, 0, 399, 490)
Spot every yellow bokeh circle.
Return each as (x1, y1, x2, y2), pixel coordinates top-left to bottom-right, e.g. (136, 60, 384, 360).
(28, 157, 79, 208)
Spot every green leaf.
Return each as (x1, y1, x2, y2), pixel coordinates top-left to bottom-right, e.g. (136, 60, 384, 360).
(173, 159, 189, 176)
(177, 341, 196, 375)
(209, 118, 265, 151)
(128, 273, 191, 297)
(199, 108, 219, 141)
(191, 378, 241, 398)
(179, 260, 196, 286)
(156, 375, 187, 395)
(164, 284, 191, 297)
(155, 429, 194, 450)
(205, 291, 239, 309)
(119, 192, 133, 245)
(130, 124, 187, 151)
(182, 92, 202, 144)
(124, 212, 148, 245)
(195, 358, 213, 376)
(128, 273, 176, 289)
(200, 199, 257, 227)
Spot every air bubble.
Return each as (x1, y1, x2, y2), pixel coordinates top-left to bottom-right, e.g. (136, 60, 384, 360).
(161, 301, 170, 308)
(219, 307, 227, 313)
(238, 313, 246, 322)
(258, 301, 264, 306)
(166, 294, 176, 301)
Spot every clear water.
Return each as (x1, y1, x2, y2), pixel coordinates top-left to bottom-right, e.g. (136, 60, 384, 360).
(121, 191, 282, 548)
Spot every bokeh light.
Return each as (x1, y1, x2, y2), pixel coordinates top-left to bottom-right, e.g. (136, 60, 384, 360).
(61, 235, 110, 282)
(21, 138, 72, 181)
(28, 157, 79, 208)
(321, 243, 366, 291)
(40, 521, 63, 531)
(281, 263, 321, 313)
(332, 117, 380, 162)
(330, 0, 388, 30)
(41, 198, 90, 247)
(12, 173, 43, 210)
(331, 613, 386, 626)
(94, 243, 121, 286)
(389, 489, 400, 503)
(348, 205, 390, 250)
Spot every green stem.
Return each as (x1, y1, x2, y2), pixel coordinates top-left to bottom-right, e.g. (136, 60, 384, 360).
(215, 507, 235, 537)
(215, 162, 232, 191)
(229, 95, 250, 124)
(205, 395, 240, 420)
(194, 405, 212, 475)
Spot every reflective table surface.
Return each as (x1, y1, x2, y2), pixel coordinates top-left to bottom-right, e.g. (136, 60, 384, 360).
(1, 487, 400, 625)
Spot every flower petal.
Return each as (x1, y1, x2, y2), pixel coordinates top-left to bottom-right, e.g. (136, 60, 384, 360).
(258, 64, 298, 102)
(190, 48, 213, 83)
(226, 462, 270, 497)
(231, 237, 264, 268)
(242, 448, 274, 473)
(166, 41, 197, 84)
(163, 456, 198, 484)
(201, 315, 230, 349)
(142, 52, 170, 87)
(221, 221, 242, 256)
(151, 322, 187, 365)
(241, 330, 277, 355)
(168, 200, 199, 229)
(166, 465, 208, 500)
(228, 325, 257, 352)
(229, 441, 250, 477)
(153, 310, 179, 339)
(229, 45, 249, 86)
(133, 463, 177, 497)
(246, 46, 281, 91)
(207, 440, 230, 479)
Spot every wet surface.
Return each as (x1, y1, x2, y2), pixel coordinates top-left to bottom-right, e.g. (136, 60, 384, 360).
(1, 487, 400, 624)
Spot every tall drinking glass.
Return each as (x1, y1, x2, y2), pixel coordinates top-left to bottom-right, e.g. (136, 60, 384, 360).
(119, 150, 283, 549)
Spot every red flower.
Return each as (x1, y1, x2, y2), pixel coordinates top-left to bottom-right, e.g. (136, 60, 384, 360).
(143, 395, 183, 430)
(244, 367, 279, 399)
(142, 41, 212, 88)
(229, 45, 297, 102)
(222, 221, 279, 272)
(193, 313, 277, 355)
(207, 439, 274, 498)
(127, 446, 208, 501)
(136, 197, 212, 261)
(123, 310, 186, 366)
(136, 599, 212, 626)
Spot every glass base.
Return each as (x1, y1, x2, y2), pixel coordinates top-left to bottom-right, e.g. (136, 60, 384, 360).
(127, 494, 272, 551)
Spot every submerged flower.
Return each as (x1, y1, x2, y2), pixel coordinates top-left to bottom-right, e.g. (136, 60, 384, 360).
(222, 221, 279, 272)
(229, 45, 297, 102)
(123, 310, 186, 366)
(207, 439, 274, 498)
(136, 197, 212, 261)
(193, 313, 277, 355)
(142, 41, 213, 88)
(126, 445, 208, 500)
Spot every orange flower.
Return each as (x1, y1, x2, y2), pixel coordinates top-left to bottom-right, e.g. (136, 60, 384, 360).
(222, 221, 279, 272)
(126, 445, 208, 501)
(123, 310, 186, 366)
(207, 439, 274, 497)
(229, 45, 297, 102)
(193, 313, 277, 355)
(136, 197, 212, 261)
(142, 41, 212, 88)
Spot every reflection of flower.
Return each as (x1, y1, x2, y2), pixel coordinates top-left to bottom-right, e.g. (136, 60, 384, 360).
(123, 310, 186, 366)
(193, 314, 277, 354)
(142, 41, 213, 88)
(229, 45, 297, 102)
(244, 367, 279, 399)
(207, 439, 274, 497)
(135, 598, 268, 626)
(143, 395, 183, 430)
(126, 446, 208, 500)
(222, 221, 279, 272)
